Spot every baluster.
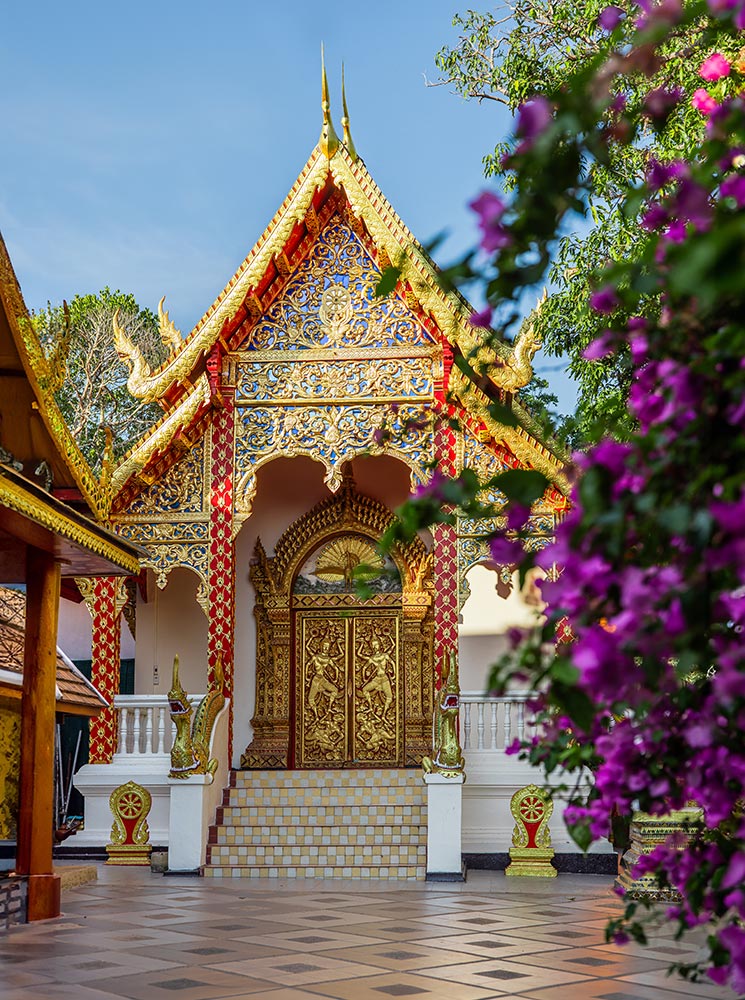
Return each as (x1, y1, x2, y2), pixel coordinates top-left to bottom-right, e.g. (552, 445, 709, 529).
(132, 707, 142, 755)
(119, 705, 128, 755)
(463, 702, 472, 750)
(490, 701, 498, 749)
(145, 707, 154, 754)
(504, 701, 512, 749)
(477, 702, 485, 750)
(156, 706, 166, 754)
(517, 701, 525, 741)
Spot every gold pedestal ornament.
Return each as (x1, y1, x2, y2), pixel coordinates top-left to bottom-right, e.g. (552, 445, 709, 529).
(505, 784, 557, 878)
(105, 780, 153, 866)
(617, 808, 702, 900)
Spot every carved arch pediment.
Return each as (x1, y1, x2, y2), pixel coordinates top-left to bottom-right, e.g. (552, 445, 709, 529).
(253, 472, 432, 599)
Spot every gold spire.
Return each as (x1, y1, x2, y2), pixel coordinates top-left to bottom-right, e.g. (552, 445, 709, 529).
(320, 43, 340, 158)
(341, 63, 358, 161)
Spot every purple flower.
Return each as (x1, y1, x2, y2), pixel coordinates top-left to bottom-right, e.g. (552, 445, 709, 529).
(515, 97, 553, 140)
(470, 306, 493, 328)
(589, 286, 619, 314)
(469, 191, 511, 253)
(675, 179, 713, 231)
(489, 535, 522, 565)
(721, 174, 745, 208)
(644, 86, 683, 121)
(506, 503, 530, 530)
(598, 4, 624, 29)
(641, 204, 668, 231)
(582, 332, 615, 360)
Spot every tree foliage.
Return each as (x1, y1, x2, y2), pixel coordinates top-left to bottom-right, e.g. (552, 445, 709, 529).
(435, 1, 744, 443)
(381, 0, 745, 990)
(34, 288, 167, 473)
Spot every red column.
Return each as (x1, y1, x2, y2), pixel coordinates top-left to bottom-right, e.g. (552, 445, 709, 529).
(208, 401, 235, 756)
(88, 577, 121, 764)
(432, 420, 459, 674)
(17, 547, 62, 920)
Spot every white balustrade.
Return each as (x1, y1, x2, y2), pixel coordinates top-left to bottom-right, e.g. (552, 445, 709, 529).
(460, 692, 535, 753)
(113, 694, 205, 758)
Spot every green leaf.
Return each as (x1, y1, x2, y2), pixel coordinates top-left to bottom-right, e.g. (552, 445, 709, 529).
(375, 267, 401, 298)
(491, 468, 548, 506)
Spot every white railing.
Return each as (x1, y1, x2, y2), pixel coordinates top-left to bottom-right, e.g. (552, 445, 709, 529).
(113, 694, 205, 758)
(461, 691, 535, 752)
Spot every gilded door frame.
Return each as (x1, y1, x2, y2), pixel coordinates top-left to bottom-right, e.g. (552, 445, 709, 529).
(241, 474, 434, 768)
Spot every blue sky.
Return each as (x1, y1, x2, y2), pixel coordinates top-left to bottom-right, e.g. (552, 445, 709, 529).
(0, 0, 576, 411)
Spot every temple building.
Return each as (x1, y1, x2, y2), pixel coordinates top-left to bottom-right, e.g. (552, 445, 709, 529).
(64, 76, 582, 877)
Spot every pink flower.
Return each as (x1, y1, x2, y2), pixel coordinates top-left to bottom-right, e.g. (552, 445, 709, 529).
(692, 88, 719, 116)
(700, 53, 731, 80)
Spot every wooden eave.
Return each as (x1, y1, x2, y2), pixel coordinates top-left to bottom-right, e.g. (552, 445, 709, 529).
(0, 463, 142, 582)
(0, 232, 108, 519)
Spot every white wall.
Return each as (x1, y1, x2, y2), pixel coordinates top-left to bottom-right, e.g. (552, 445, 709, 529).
(135, 568, 208, 696)
(458, 566, 544, 693)
(56, 592, 135, 661)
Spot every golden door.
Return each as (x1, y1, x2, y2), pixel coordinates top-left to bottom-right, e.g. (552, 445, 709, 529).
(294, 610, 402, 768)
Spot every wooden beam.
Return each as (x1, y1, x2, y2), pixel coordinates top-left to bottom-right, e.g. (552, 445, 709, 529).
(16, 546, 61, 920)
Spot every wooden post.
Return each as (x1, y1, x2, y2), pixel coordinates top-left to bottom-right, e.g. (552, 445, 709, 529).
(16, 546, 62, 920)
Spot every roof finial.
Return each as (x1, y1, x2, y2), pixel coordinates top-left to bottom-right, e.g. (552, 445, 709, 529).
(320, 43, 340, 159)
(341, 62, 358, 162)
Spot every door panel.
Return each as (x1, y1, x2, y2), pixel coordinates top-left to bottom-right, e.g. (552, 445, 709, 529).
(296, 615, 348, 767)
(294, 610, 402, 767)
(352, 616, 400, 764)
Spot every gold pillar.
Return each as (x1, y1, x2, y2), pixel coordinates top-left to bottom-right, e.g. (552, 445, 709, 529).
(16, 546, 62, 921)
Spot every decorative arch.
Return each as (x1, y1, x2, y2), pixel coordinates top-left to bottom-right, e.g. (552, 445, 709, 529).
(241, 471, 435, 768)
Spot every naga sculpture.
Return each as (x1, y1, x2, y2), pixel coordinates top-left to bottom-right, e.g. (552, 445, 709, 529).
(422, 648, 465, 778)
(111, 296, 183, 402)
(168, 654, 226, 778)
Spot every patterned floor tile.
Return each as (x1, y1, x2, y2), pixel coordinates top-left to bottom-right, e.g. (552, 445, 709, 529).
(0, 868, 733, 1000)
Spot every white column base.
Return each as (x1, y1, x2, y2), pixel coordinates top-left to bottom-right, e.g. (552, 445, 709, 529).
(167, 774, 214, 871)
(423, 772, 465, 880)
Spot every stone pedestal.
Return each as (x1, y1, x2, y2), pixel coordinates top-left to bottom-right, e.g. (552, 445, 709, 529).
(617, 808, 702, 899)
(167, 773, 215, 872)
(423, 773, 466, 881)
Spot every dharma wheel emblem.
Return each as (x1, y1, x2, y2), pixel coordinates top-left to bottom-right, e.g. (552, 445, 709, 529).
(320, 282, 352, 342)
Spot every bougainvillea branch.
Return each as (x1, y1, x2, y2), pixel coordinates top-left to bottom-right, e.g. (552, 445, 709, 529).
(393, 0, 745, 991)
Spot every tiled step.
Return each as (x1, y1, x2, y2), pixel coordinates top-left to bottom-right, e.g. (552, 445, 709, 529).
(212, 823, 424, 846)
(215, 805, 426, 826)
(204, 863, 426, 879)
(204, 767, 427, 880)
(207, 843, 426, 867)
(230, 768, 421, 788)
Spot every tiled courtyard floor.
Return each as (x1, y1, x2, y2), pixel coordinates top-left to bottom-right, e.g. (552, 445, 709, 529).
(1, 867, 734, 1000)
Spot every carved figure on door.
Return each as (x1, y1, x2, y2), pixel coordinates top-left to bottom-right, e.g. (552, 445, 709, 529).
(361, 636, 394, 714)
(307, 636, 341, 719)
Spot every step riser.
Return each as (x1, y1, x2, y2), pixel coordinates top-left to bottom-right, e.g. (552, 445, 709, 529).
(208, 846, 426, 864)
(232, 769, 422, 786)
(213, 824, 424, 843)
(203, 865, 426, 879)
